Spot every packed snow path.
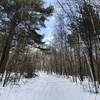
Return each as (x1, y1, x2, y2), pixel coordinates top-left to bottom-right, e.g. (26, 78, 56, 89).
(0, 72, 100, 100)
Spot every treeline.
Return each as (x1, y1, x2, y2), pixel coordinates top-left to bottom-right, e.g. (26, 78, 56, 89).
(42, 0, 100, 93)
(0, 0, 53, 86)
(0, 0, 100, 94)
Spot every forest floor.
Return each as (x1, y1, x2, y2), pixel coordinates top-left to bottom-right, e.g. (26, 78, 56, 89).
(0, 71, 100, 100)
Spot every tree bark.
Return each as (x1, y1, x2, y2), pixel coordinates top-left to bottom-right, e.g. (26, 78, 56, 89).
(0, 21, 16, 74)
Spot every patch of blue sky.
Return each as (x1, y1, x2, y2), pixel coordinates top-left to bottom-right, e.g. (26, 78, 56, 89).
(40, 0, 56, 42)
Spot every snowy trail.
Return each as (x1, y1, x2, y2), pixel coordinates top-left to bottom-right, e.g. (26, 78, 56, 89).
(0, 72, 100, 100)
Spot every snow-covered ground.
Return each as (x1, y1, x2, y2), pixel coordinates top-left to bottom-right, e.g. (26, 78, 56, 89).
(0, 71, 100, 100)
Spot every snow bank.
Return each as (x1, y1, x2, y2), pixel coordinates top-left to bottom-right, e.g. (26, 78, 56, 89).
(0, 71, 100, 100)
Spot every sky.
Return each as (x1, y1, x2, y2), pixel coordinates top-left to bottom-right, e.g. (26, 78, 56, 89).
(40, 0, 56, 43)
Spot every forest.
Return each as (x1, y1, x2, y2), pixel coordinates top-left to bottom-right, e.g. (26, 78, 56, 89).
(0, 0, 100, 99)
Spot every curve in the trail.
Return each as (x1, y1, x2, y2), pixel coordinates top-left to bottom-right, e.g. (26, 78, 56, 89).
(0, 72, 99, 100)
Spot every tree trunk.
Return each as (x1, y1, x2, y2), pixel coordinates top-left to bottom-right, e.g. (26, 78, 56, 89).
(0, 21, 16, 74)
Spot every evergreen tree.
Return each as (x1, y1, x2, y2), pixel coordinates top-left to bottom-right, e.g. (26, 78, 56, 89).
(0, 0, 53, 86)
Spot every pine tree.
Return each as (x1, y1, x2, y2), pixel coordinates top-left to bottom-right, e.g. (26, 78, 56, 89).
(0, 0, 53, 82)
